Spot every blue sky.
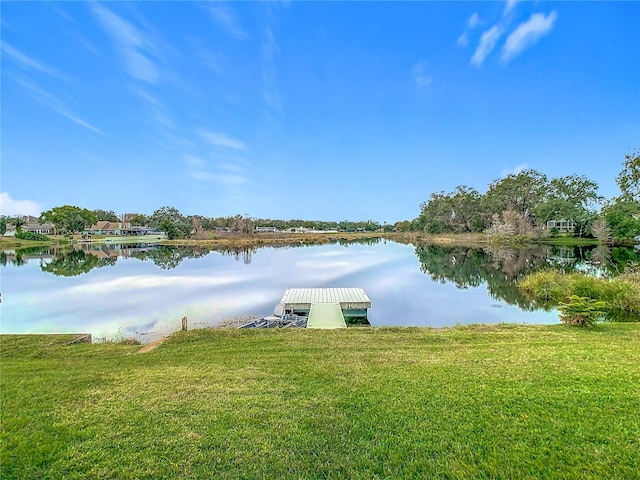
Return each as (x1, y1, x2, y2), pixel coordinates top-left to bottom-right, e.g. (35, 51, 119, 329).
(1, 1, 639, 223)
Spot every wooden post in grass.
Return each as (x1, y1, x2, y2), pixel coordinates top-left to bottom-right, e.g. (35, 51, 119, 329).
(181, 316, 188, 331)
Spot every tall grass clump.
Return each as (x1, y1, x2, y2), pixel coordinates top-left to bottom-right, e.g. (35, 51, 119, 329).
(519, 269, 640, 322)
(519, 270, 571, 302)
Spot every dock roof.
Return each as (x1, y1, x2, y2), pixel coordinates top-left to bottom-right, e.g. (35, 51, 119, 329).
(280, 288, 371, 311)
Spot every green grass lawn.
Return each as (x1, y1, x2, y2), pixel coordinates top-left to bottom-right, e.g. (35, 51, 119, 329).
(2, 325, 639, 479)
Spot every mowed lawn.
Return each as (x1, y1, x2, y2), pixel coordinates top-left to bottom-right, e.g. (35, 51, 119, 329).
(1, 324, 639, 479)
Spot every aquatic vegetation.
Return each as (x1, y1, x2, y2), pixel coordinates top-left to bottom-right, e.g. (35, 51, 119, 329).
(519, 270, 640, 321)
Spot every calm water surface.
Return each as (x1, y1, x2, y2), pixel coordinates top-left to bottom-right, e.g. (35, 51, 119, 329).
(1, 240, 636, 341)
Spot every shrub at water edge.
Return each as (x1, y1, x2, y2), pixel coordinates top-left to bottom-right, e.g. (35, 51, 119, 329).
(558, 295, 607, 327)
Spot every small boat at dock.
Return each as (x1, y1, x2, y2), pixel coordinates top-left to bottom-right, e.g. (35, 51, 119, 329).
(239, 313, 308, 329)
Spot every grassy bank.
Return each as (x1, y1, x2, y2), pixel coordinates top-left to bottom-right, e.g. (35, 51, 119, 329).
(161, 231, 391, 248)
(0, 238, 58, 249)
(0, 232, 391, 250)
(3, 231, 617, 251)
(2, 325, 639, 479)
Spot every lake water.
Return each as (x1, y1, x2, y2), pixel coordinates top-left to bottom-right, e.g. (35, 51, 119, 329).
(1, 239, 636, 341)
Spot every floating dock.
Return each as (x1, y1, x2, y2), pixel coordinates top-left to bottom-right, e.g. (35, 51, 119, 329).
(278, 288, 371, 328)
(240, 288, 371, 330)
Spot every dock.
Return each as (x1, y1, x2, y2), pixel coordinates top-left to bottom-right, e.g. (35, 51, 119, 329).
(241, 288, 371, 330)
(278, 288, 371, 328)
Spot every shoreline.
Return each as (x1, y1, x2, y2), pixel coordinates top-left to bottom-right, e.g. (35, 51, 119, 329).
(1, 231, 618, 250)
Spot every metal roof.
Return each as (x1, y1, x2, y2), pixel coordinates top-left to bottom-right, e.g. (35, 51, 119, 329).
(280, 288, 371, 310)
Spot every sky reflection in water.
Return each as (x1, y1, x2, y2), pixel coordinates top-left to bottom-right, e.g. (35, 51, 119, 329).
(1, 241, 560, 341)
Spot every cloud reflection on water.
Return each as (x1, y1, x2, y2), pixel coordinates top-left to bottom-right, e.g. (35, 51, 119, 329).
(1, 242, 559, 341)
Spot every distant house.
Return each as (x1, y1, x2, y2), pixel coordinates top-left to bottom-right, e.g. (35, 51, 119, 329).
(289, 227, 313, 233)
(4, 216, 55, 235)
(256, 226, 277, 233)
(84, 221, 165, 236)
(546, 220, 575, 233)
(84, 221, 131, 236)
(122, 226, 166, 236)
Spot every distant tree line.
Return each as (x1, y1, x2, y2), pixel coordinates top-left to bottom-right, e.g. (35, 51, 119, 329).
(3, 205, 389, 241)
(4, 149, 637, 242)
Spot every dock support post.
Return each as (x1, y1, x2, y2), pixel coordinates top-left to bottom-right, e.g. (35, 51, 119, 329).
(181, 316, 188, 331)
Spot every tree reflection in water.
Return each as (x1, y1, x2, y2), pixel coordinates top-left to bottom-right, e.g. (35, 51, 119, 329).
(3, 239, 638, 282)
(414, 245, 549, 310)
(41, 249, 118, 277)
(129, 245, 212, 269)
(414, 243, 640, 311)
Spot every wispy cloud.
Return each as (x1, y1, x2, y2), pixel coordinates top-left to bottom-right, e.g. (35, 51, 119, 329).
(187, 165, 249, 190)
(210, 172, 248, 187)
(412, 62, 432, 89)
(457, 32, 469, 48)
(183, 155, 248, 187)
(1, 43, 72, 82)
(208, 4, 247, 39)
(501, 164, 529, 177)
(471, 25, 504, 66)
(133, 89, 174, 129)
(468, 12, 481, 28)
(0, 192, 42, 217)
(501, 12, 557, 63)
(201, 132, 247, 151)
(466, 1, 555, 66)
(91, 3, 159, 83)
(13, 76, 103, 133)
(457, 12, 480, 47)
(504, 0, 521, 16)
(262, 26, 284, 116)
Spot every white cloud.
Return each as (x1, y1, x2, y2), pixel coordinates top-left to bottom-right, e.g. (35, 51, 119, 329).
(501, 12, 557, 63)
(59, 112, 104, 134)
(412, 62, 432, 89)
(12, 77, 102, 133)
(1, 43, 72, 83)
(457, 32, 469, 47)
(262, 27, 284, 116)
(201, 132, 246, 151)
(501, 164, 529, 177)
(211, 173, 248, 187)
(468, 12, 480, 28)
(471, 25, 504, 66)
(456, 12, 480, 47)
(0, 193, 42, 217)
(457, 13, 480, 47)
(504, 0, 521, 16)
(208, 4, 247, 39)
(92, 3, 158, 83)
